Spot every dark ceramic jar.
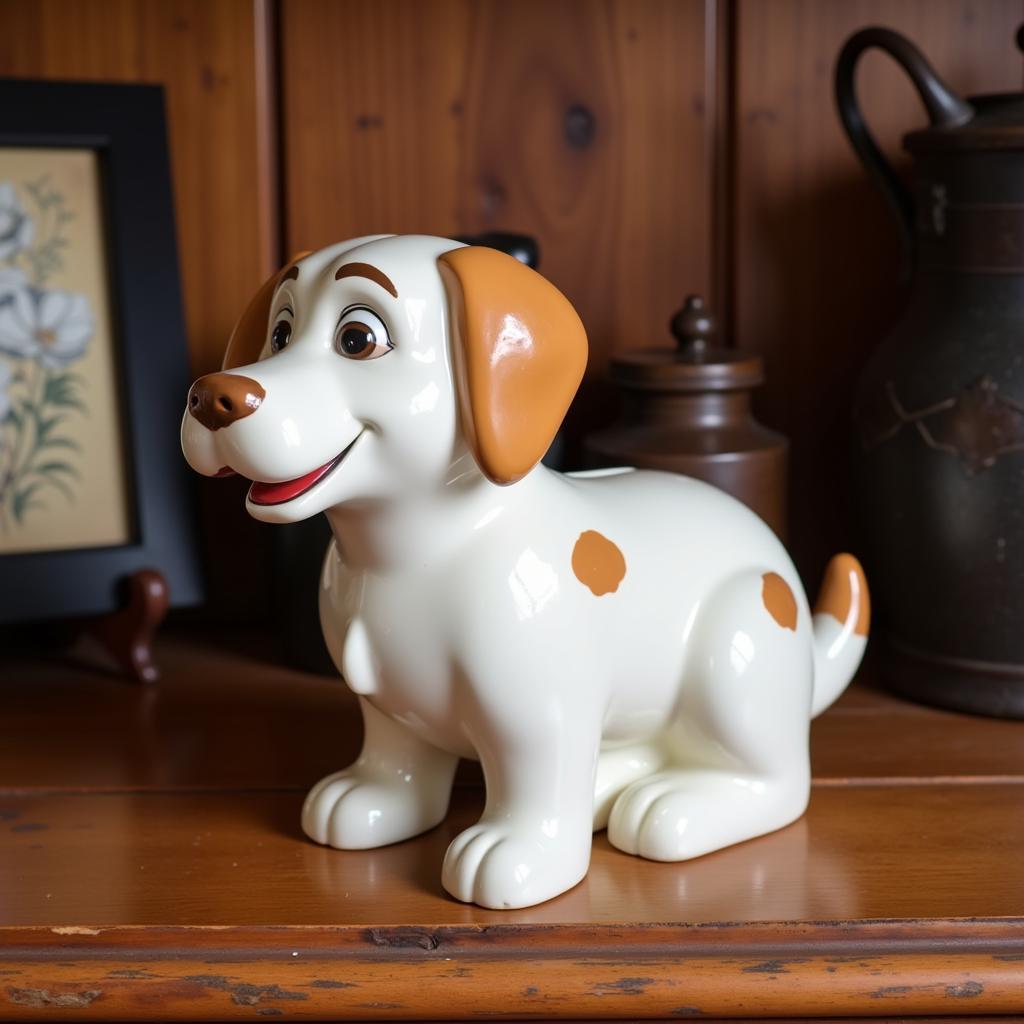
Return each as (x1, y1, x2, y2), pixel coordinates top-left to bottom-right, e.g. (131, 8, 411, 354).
(838, 26, 1024, 717)
(584, 296, 788, 540)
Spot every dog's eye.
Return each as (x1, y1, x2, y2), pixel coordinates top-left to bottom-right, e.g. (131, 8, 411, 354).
(270, 319, 292, 354)
(334, 308, 392, 361)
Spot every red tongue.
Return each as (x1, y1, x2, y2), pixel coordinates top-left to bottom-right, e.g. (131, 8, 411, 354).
(248, 459, 336, 506)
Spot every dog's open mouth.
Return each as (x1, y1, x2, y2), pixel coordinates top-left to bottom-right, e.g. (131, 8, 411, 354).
(247, 432, 362, 507)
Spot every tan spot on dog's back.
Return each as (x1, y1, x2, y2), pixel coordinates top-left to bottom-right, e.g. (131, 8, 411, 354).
(815, 553, 870, 636)
(572, 531, 626, 596)
(762, 572, 797, 631)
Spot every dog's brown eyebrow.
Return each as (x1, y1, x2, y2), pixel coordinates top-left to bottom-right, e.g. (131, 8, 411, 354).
(335, 262, 398, 298)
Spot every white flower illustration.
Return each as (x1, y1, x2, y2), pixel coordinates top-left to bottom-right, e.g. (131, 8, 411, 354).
(0, 359, 11, 421)
(0, 182, 35, 262)
(0, 269, 31, 359)
(0, 286, 94, 368)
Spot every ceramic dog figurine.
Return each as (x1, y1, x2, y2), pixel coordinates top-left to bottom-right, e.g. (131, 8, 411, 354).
(182, 235, 869, 910)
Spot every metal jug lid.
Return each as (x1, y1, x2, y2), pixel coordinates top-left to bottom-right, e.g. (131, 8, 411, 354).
(904, 27, 1024, 153)
(905, 93, 1024, 153)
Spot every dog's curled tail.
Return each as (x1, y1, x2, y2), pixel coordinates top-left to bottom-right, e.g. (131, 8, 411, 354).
(810, 553, 870, 718)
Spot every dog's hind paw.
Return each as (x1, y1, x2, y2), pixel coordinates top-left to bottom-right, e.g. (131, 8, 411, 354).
(302, 770, 449, 849)
(441, 820, 590, 909)
(607, 770, 808, 861)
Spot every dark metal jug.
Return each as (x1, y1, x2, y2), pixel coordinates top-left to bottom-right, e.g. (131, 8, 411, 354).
(838, 26, 1024, 717)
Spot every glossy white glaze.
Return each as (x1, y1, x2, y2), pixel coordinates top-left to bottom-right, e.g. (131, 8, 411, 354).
(182, 235, 868, 910)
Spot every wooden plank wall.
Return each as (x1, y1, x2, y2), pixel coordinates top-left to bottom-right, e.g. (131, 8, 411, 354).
(4, 0, 1023, 614)
(280, 0, 713, 441)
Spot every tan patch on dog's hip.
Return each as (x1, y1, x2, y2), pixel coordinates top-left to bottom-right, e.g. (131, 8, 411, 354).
(762, 572, 797, 630)
(815, 553, 870, 636)
(572, 531, 626, 596)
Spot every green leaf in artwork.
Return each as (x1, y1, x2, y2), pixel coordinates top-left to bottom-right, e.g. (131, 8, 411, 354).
(12, 484, 43, 523)
(34, 460, 79, 478)
(34, 412, 67, 442)
(39, 436, 79, 453)
(43, 373, 86, 411)
(34, 471, 74, 502)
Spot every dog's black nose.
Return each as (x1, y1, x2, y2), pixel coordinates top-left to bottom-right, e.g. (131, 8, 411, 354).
(187, 373, 265, 431)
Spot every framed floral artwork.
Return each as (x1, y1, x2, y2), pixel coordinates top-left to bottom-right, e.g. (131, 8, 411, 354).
(0, 79, 202, 622)
(0, 149, 132, 550)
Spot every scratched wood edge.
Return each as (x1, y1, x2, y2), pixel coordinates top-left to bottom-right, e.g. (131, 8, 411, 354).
(1, 919, 1022, 1019)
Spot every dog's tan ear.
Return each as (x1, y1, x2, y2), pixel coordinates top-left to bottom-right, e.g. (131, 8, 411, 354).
(438, 246, 587, 485)
(222, 252, 311, 369)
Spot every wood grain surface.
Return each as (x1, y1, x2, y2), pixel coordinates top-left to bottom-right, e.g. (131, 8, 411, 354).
(731, 0, 1024, 581)
(1, 928, 1022, 1020)
(3, 783, 1024, 926)
(4, 635, 1024, 791)
(280, 0, 713, 445)
(2, 632, 1024, 1018)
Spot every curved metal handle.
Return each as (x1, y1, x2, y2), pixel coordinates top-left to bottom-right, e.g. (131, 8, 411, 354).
(835, 26, 973, 268)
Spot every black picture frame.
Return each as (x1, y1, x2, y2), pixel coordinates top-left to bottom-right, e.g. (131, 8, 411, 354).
(0, 78, 202, 622)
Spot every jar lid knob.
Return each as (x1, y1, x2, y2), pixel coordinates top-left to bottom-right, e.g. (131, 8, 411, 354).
(670, 294, 717, 357)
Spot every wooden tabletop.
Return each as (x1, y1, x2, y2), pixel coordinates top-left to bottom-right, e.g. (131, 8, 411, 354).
(1, 629, 1024, 1020)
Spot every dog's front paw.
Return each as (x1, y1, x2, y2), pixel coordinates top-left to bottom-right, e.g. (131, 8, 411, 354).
(302, 770, 449, 849)
(441, 820, 590, 909)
